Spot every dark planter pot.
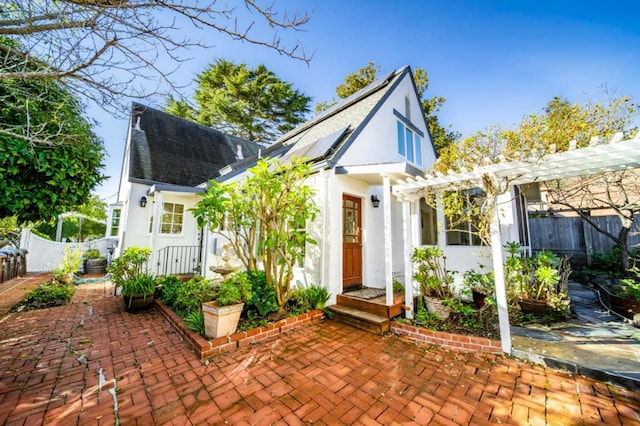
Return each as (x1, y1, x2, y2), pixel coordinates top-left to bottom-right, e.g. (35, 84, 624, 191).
(519, 299, 547, 314)
(472, 290, 487, 308)
(122, 293, 155, 312)
(85, 258, 107, 275)
(595, 282, 640, 322)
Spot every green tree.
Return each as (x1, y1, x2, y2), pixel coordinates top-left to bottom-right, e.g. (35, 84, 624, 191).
(33, 195, 108, 241)
(193, 157, 318, 309)
(315, 62, 459, 153)
(165, 60, 311, 142)
(1, 1, 312, 145)
(0, 65, 105, 223)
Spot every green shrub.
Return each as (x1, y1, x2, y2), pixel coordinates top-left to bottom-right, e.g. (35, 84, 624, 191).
(173, 276, 216, 318)
(305, 285, 330, 309)
(184, 311, 206, 335)
(245, 270, 278, 319)
(157, 275, 183, 307)
(121, 274, 156, 296)
(84, 248, 102, 259)
(217, 272, 252, 306)
(590, 246, 640, 274)
(20, 281, 75, 310)
(619, 267, 640, 301)
(286, 287, 310, 315)
(237, 318, 268, 332)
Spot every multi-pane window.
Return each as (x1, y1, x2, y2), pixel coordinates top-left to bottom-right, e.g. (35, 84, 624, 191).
(397, 121, 422, 167)
(149, 202, 184, 234)
(445, 189, 483, 246)
(109, 209, 121, 237)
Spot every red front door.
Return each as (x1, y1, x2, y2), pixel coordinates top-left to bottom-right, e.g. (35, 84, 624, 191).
(342, 194, 362, 290)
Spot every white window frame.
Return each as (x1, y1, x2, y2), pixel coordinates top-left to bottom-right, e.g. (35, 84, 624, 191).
(149, 202, 185, 235)
(394, 109, 423, 167)
(109, 208, 121, 237)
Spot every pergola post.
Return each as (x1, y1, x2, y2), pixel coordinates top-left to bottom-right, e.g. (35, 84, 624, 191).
(490, 197, 512, 353)
(402, 199, 413, 319)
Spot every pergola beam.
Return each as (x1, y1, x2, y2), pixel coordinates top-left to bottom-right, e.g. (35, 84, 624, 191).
(393, 134, 640, 354)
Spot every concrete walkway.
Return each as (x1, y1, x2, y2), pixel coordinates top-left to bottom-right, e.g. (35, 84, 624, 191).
(512, 281, 640, 391)
(1, 275, 639, 425)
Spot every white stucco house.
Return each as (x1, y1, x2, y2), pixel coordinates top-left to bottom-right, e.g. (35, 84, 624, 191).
(110, 66, 527, 314)
(108, 102, 260, 275)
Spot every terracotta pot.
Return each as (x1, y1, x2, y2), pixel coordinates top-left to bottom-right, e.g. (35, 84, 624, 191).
(202, 301, 244, 338)
(123, 293, 155, 312)
(424, 296, 451, 320)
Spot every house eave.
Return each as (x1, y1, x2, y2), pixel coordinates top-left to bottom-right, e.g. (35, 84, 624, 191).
(334, 162, 423, 185)
(147, 183, 205, 195)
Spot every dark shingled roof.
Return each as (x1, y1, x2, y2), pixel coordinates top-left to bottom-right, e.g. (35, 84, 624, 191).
(128, 102, 260, 186)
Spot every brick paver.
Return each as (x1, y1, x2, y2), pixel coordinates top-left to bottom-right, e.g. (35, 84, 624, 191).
(0, 275, 639, 425)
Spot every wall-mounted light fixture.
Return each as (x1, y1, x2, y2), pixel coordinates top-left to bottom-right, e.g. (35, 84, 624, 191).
(371, 195, 380, 208)
(140, 196, 147, 208)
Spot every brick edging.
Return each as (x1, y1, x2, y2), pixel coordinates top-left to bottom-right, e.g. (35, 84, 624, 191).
(154, 300, 324, 361)
(391, 321, 502, 354)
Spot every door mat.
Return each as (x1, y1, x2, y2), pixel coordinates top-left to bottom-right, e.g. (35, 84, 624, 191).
(345, 288, 386, 300)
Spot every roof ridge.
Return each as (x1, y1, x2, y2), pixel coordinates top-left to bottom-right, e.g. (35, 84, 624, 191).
(270, 66, 407, 147)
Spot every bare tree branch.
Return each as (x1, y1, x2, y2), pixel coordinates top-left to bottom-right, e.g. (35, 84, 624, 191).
(0, 0, 313, 146)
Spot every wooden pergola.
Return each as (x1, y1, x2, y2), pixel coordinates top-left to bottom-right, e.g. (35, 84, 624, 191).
(392, 132, 640, 353)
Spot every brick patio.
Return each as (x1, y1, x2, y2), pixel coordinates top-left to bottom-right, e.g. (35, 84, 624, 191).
(1, 275, 639, 425)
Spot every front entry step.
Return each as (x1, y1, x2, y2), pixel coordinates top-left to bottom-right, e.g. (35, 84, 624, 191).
(328, 305, 390, 335)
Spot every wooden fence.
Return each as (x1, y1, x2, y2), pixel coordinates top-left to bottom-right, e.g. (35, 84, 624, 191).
(529, 214, 640, 266)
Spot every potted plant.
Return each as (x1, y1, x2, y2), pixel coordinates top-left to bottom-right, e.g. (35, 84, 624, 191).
(108, 246, 154, 312)
(84, 248, 107, 275)
(462, 269, 494, 308)
(412, 246, 454, 319)
(505, 246, 570, 315)
(121, 274, 156, 311)
(52, 247, 83, 284)
(202, 271, 252, 338)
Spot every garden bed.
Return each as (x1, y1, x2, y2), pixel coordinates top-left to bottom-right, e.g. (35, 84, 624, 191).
(154, 299, 324, 361)
(391, 321, 502, 354)
(594, 281, 640, 323)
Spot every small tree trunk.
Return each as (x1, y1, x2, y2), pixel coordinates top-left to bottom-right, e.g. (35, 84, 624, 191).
(617, 225, 631, 273)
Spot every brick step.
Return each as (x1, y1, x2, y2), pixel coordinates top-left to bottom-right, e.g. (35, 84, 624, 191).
(327, 304, 390, 335)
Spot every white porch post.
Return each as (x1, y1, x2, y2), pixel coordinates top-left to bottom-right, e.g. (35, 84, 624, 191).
(382, 174, 393, 306)
(402, 199, 413, 319)
(150, 192, 163, 275)
(490, 201, 512, 353)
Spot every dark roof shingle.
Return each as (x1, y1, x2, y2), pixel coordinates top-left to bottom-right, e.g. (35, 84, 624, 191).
(128, 102, 260, 186)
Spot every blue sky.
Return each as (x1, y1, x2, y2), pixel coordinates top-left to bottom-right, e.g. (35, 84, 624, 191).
(92, 1, 640, 202)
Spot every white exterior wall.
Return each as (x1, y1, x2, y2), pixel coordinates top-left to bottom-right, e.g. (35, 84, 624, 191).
(117, 182, 202, 273)
(339, 73, 436, 168)
(119, 182, 150, 252)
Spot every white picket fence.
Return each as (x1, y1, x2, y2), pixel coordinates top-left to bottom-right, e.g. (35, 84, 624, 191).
(19, 229, 113, 273)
